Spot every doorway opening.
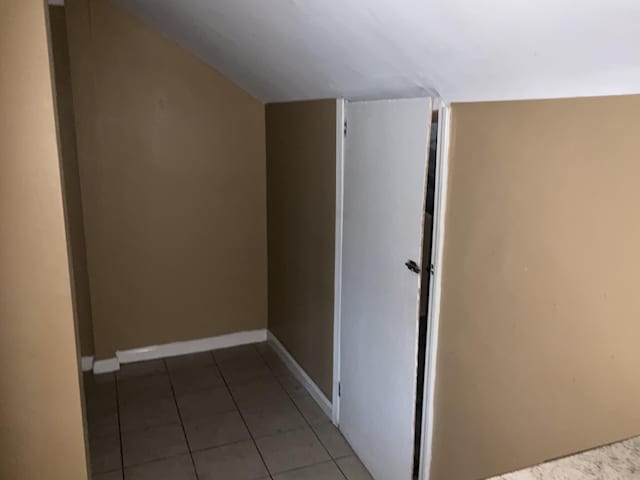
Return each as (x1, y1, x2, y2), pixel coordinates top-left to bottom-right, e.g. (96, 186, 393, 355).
(338, 98, 434, 480)
(413, 109, 439, 479)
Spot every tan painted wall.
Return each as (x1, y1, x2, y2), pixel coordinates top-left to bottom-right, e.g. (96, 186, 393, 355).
(431, 95, 640, 480)
(0, 2, 88, 478)
(49, 6, 94, 357)
(66, 0, 268, 359)
(266, 100, 336, 397)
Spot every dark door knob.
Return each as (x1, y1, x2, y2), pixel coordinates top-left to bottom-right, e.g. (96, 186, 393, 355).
(405, 260, 420, 274)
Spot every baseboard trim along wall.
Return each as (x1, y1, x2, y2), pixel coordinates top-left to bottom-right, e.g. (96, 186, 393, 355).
(93, 357, 120, 374)
(117, 329, 268, 364)
(91, 329, 268, 375)
(81, 356, 95, 372)
(89, 328, 333, 424)
(267, 331, 333, 420)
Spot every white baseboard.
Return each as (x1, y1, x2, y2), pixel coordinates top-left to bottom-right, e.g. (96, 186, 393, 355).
(93, 357, 120, 375)
(267, 331, 333, 419)
(116, 329, 268, 365)
(81, 356, 94, 372)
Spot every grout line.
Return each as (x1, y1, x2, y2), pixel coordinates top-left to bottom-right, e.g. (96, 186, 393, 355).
(255, 344, 345, 478)
(212, 347, 274, 479)
(275, 458, 345, 477)
(241, 424, 308, 442)
(113, 372, 125, 480)
(119, 418, 181, 435)
(188, 437, 254, 455)
(334, 458, 351, 480)
(164, 359, 201, 480)
(122, 451, 194, 470)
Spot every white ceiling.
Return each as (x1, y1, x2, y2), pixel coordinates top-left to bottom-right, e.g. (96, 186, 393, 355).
(114, 0, 640, 103)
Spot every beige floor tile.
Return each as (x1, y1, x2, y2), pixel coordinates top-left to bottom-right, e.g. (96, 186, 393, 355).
(278, 375, 308, 399)
(85, 381, 118, 414)
(192, 440, 268, 480)
(82, 373, 116, 403)
(183, 410, 250, 451)
(243, 401, 307, 438)
(254, 342, 270, 354)
(84, 372, 117, 394)
(169, 365, 225, 395)
(229, 377, 291, 411)
(176, 387, 237, 420)
(85, 388, 118, 415)
(88, 410, 120, 439)
(213, 345, 261, 364)
(256, 347, 277, 362)
(165, 352, 214, 372)
(119, 396, 180, 432)
(117, 360, 166, 380)
(122, 423, 188, 467)
(90, 433, 122, 474)
(271, 361, 291, 377)
(292, 395, 330, 426)
(335, 456, 373, 480)
(87, 391, 118, 416)
(312, 424, 354, 459)
(86, 388, 118, 430)
(216, 355, 265, 369)
(218, 360, 274, 385)
(118, 374, 173, 404)
(123, 454, 196, 480)
(274, 461, 347, 480)
(93, 470, 122, 480)
(256, 427, 331, 474)
(261, 351, 291, 377)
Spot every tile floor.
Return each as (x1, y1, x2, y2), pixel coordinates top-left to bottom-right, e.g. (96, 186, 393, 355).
(85, 342, 373, 480)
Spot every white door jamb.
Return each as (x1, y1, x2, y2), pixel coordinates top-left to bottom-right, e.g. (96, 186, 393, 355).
(418, 103, 452, 480)
(332, 98, 346, 426)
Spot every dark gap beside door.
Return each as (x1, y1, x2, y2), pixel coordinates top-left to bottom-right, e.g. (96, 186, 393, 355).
(413, 109, 439, 479)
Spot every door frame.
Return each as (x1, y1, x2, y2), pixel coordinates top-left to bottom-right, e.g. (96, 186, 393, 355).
(332, 98, 345, 425)
(330, 98, 452, 475)
(418, 103, 452, 480)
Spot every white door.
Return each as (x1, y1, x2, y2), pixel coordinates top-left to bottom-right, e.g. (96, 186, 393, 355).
(340, 98, 432, 480)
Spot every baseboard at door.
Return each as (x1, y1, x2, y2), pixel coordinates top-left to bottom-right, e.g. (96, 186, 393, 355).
(93, 357, 120, 375)
(267, 331, 333, 420)
(89, 329, 268, 375)
(81, 356, 94, 372)
(116, 329, 268, 365)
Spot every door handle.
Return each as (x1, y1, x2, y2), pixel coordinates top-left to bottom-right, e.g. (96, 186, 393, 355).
(405, 260, 420, 274)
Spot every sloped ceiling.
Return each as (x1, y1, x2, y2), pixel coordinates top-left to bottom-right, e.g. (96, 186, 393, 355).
(113, 0, 640, 103)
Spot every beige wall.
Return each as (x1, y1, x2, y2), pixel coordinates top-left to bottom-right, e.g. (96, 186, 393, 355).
(49, 6, 94, 357)
(66, 0, 268, 359)
(266, 100, 336, 397)
(0, 2, 88, 478)
(431, 95, 640, 480)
